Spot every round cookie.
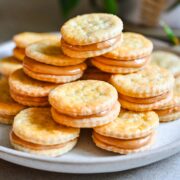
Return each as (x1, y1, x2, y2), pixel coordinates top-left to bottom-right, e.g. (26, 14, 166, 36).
(94, 111, 159, 139)
(0, 56, 22, 76)
(51, 101, 120, 128)
(9, 69, 57, 97)
(11, 108, 79, 156)
(110, 65, 174, 98)
(0, 77, 25, 124)
(93, 132, 155, 154)
(26, 40, 86, 66)
(13, 32, 60, 48)
(151, 51, 180, 77)
(61, 13, 123, 45)
(103, 32, 153, 60)
(12, 108, 80, 145)
(10, 131, 78, 157)
(49, 80, 118, 116)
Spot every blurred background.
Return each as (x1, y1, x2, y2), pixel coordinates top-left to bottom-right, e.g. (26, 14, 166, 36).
(0, 0, 180, 44)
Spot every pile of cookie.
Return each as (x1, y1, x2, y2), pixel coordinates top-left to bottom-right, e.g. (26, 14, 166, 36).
(0, 13, 179, 157)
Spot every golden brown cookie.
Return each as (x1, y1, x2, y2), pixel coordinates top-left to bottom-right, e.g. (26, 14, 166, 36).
(26, 40, 86, 66)
(151, 51, 180, 77)
(13, 32, 60, 48)
(11, 108, 80, 156)
(104, 32, 153, 60)
(110, 65, 174, 98)
(51, 101, 120, 128)
(0, 76, 25, 124)
(49, 80, 118, 116)
(0, 56, 22, 76)
(9, 69, 58, 106)
(61, 13, 123, 58)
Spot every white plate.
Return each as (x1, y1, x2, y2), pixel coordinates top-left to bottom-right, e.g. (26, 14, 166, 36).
(0, 41, 180, 174)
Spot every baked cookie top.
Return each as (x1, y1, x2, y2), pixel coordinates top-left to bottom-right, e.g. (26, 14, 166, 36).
(94, 111, 159, 139)
(9, 69, 57, 97)
(26, 40, 86, 66)
(110, 65, 174, 98)
(151, 51, 180, 76)
(104, 32, 153, 60)
(61, 13, 123, 45)
(13, 108, 80, 145)
(49, 80, 118, 116)
(13, 32, 60, 48)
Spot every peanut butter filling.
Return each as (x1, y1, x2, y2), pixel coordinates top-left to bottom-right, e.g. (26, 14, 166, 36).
(61, 34, 122, 51)
(119, 91, 170, 104)
(93, 132, 153, 150)
(93, 56, 150, 68)
(156, 106, 180, 116)
(23, 57, 87, 76)
(53, 102, 119, 119)
(10, 131, 76, 150)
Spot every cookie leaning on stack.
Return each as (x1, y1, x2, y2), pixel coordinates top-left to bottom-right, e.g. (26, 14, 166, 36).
(151, 51, 180, 78)
(93, 110, 159, 154)
(10, 108, 80, 156)
(92, 32, 153, 74)
(110, 65, 174, 111)
(0, 77, 25, 124)
(9, 69, 57, 106)
(49, 80, 120, 128)
(13, 32, 59, 61)
(61, 13, 123, 58)
(24, 40, 87, 83)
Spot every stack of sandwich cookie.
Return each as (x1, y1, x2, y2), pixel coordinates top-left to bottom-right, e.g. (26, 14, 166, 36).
(13, 32, 59, 61)
(0, 56, 22, 76)
(10, 108, 80, 156)
(151, 51, 180, 78)
(91, 32, 153, 74)
(49, 80, 120, 128)
(24, 40, 87, 83)
(110, 65, 174, 111)
(9, 69, 57, 106)
(155, 77, 180, 122)
(61, 13, 123, 58)
(0, 77, 25, 124)
(93, 111, 159, 154)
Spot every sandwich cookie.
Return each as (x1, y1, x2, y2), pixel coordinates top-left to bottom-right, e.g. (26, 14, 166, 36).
(110, 65, 174, 111)
(0, 56, 22, 76)
(9, 69, 58, 106)
(0, 76, 25, 124)
(13, 32, 60, 61)
(61, 13, 123, 58)
(91, 32, 153, 74)
(151, 51, 180, 77)
(93, 111, 159, 154)
(25, 40, 87, 83)
(49, 80, 120, 128)
(10, 108, 80, 156)
(155, 77, 180, 122)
